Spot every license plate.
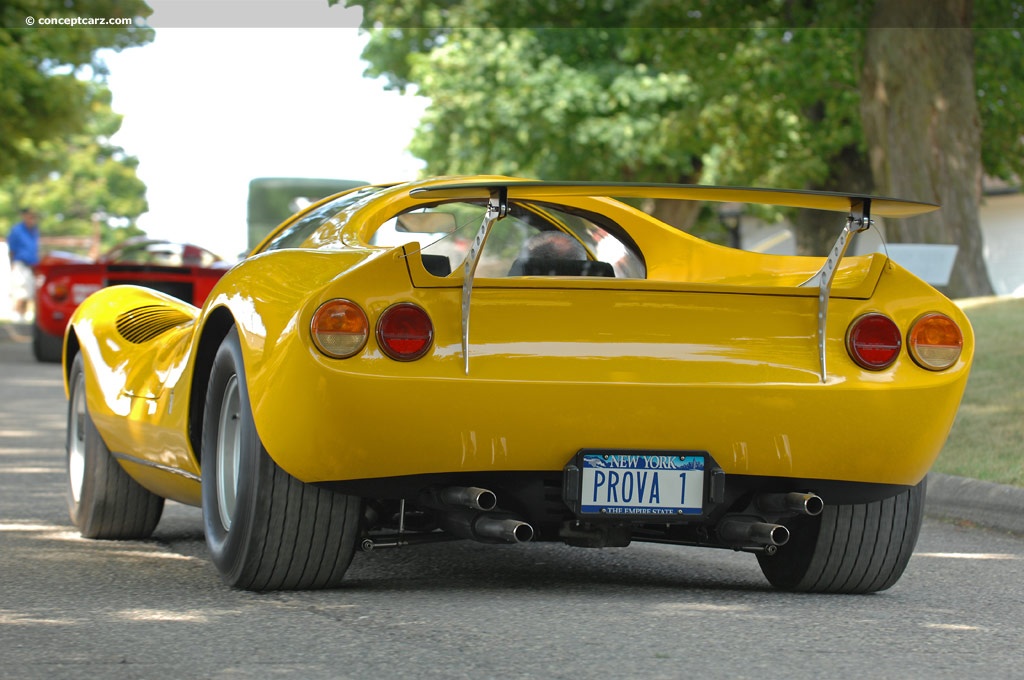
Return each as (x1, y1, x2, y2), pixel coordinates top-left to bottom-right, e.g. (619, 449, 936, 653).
(579, 452, 705, 516)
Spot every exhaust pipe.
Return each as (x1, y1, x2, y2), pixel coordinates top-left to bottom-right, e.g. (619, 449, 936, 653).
(440, 486, 498, 512)
(474, 516, 534, 543)
(428, 486, 498, 512)
(440, 512, 534, 544)
(757, 492, 824, 516)
(717, 517, 790, 547)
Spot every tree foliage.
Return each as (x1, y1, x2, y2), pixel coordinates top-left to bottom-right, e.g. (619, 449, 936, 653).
(411, 30, 704, 183)
(341, 0, 1023, 296)
(974, 1, 1024, 180)
(0, 82, 148, 251)
(1, 0, 152, 251)
(344, 0, 1022, 185)
(0, 0, 153, 180)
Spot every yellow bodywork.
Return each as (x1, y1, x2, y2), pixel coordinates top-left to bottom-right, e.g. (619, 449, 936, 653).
(64, 178, 973, 508)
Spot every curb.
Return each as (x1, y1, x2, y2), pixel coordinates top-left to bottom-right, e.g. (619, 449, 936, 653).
(926, 472, 1024, 536)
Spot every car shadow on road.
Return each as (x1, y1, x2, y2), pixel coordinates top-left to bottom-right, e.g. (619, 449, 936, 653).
(342, 539, 775, 594)
(134, 502, 776, 594)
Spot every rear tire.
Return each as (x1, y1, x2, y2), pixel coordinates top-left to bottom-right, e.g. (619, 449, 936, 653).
(66, 354, 164, 539)
(33, 323, 63, 363)
(201, 328, 362, 591)
(757, 479, 926, 593)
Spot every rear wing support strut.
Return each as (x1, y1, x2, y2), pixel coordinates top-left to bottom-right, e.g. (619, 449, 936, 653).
(461, 188, 508, 374)
(800, 199, 873, 382)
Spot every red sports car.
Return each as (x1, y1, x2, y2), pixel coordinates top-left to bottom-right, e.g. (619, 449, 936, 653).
(33, 238, 230, 362)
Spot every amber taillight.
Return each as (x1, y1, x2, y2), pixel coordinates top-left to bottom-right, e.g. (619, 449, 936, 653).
(310, 299, 368, 359)
(908, 313, 963, 370)
(376, 303, 433, 361)
(846, 313, 902, 370)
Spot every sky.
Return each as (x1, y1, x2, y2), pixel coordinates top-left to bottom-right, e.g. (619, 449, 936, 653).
(101, 1, 428, 259)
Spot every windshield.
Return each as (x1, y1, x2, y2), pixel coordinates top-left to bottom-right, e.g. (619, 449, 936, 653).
(102, 241, 223, 267)
(259, 186, 387, 253)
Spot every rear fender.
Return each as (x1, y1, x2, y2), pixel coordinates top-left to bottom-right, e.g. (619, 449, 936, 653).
(200, 247, 422, 471)
(186, 307, 236, 466)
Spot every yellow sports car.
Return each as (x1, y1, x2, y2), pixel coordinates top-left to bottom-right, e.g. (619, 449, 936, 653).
(63, 178, 973, 593)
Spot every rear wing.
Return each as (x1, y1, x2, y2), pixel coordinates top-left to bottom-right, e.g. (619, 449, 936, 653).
(411, 181, 939, 379)
(410, 181, 937, 218)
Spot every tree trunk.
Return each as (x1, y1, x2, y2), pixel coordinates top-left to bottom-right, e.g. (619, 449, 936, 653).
(859, 0, 994, 298)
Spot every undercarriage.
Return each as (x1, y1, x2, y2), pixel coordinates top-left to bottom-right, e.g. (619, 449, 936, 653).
(330, 470, 912, 555)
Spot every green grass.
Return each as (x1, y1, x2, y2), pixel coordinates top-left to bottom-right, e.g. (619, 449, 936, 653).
(934, 297, 1024, 486)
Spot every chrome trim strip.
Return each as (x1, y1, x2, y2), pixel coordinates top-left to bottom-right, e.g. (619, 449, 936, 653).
(461, 191, 507, 374)
(800, 200, 873, 382)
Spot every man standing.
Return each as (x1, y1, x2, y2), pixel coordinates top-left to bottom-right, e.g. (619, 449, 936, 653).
(7, 208, 40, 322)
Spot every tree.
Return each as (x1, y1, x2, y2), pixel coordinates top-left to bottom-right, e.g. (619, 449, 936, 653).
(351, 8, 710, 227)
(408, 28, 708, 227)
(1, 0, 152, 251)
(340, 0, 1023, 298)
(631, 0, 1018, 298)
(861, 0, 992, 297)
(0, 0, 153, 180)
(0, 83, 148, 252)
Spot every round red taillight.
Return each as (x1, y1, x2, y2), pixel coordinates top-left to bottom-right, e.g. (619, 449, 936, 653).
(846, 313, 902, 370)
(47, 279, 70, 303)
(376, 303, 433, 361)
(310, 299, 368, 359)
(908, 312, 963, 370)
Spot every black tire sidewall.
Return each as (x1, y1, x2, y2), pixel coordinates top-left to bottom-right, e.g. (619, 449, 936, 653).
(65, 353, 165, 539)
(33, 323, 63, 363)
(66, 354, 93, 530)
(757, 480, 926, 593)
(201, 327, 265, 585)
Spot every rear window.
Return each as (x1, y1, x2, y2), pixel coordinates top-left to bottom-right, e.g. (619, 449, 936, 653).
(371, 200, 646, 278)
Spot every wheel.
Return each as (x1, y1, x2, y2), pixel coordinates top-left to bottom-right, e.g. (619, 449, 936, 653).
(757, 479, 926, 593)
(201, 327, 362, 591)
(32, 323, 63, 363)
(66, 353, 164, 539)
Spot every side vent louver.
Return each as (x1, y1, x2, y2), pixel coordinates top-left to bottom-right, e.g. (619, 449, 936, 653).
(116, 305, 192, 344)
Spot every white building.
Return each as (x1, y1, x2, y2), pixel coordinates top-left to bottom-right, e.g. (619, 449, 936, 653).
(978, 188, 1024, 296)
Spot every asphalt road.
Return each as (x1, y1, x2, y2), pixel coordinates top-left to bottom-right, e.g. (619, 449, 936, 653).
(2, 325, 1023, 679)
